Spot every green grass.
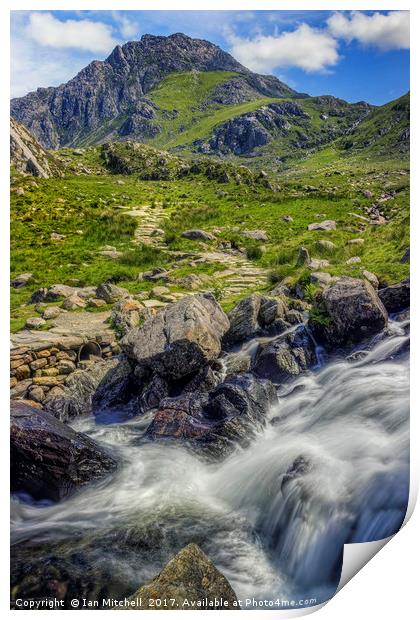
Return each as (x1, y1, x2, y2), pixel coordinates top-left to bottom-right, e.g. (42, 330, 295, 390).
(10, 140, 409, 333)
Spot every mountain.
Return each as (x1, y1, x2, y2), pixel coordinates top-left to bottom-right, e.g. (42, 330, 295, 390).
(10, 118, 62, 178)
(10, 33, 299, 150)
(340, 93, 409, 156)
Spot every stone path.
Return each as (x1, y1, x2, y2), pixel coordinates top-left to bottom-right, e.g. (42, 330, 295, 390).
(126, 205, 269, 301)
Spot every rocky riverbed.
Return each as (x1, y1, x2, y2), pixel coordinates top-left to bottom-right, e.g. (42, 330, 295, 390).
(10, 276, 410, 609)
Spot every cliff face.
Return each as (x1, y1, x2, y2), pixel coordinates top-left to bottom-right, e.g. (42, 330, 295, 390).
(10, 118, 62, 177)
(10, 33, 298, 150)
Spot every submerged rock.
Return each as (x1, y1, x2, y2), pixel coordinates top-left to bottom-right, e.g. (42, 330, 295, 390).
(10, 401, 116, 501)
(309, 276, 388, 348)
(128, 544, 239, 609)
(122, 294, 229, 380)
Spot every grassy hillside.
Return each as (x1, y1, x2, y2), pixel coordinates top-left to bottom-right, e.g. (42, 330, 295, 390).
(10, 141, 409, 332)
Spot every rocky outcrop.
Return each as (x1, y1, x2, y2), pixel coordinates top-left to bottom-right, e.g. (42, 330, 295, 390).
(10, 118, 61, 178)
(11, 33, 297, 149)
(146, 373, 277, 458)
(224, 294, 289, 344)
(378, 279, 410, 313)
(309, 277, 388, 348)
(122, 294, 229, 380)
(128, 544, 239, 609)
(253, 325, 315, 383)
(11, 401, 116, 501)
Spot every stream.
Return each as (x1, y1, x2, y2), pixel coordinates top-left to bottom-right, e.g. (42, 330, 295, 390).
(10, 317, 410, 608)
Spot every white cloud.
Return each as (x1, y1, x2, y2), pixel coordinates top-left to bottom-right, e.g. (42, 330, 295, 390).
(112, 12, 138, 39)
(228, 24, 340, 74)
(25, 12, 118, 53)
(327, 11, 410, 50)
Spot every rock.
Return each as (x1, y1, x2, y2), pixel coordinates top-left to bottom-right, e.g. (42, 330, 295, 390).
(224, 354, 251, 376)
(224, 294, 262, 344)
(282, 215, 293, 222)
(253, 325, 315, 383)
(99, 249, 123, 259)
(128, 544, 238, 610)
(378, 279, 410, 313)
(347, 238, 364, 245)
(42, 306, 61, 320)
(296, 246, 310, 266)
(142, 299, 167, 309)
(10, 401, 116, 501)
(346, 256, 361, 265)
(96, 282, 130, 304)
(308, 220, 336, 231)
(242, 229, 268, 241)
(15, 187, 25, 196)
(122, 294, 229, 380)
(362, 189, 373, 198)
(25, 317, 46, 330)
(62, 294, 86, 310)
(310, 272, 332, 287)
(150, 285, 170, 298)
(87, 298, 107, 308)
(400, 248, 410, 263)
(15, 364, 31, 381)
(11, 272, 33, 288)
(316, 239, 337, 251)
(309, 277, 388, 348)
(178, 274, 207, 290)
(110, 298, 150, 337)
(362, 270, 379, 288)
(181, 229, 216, 241)
(308, 258, 330, 270)
(45, 358, 132, 422)
(50, 232, 65, 241)
(146, 373, 277, 458)
(27, 386, 45, 403)
(56, 360, 76, 375)
(10, 117, 60, 177)
(30, 358, 48, 371)
(140, 267, 169, 282)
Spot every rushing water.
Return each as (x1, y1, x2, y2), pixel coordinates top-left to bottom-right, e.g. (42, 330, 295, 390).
(10, 317, 410, 608)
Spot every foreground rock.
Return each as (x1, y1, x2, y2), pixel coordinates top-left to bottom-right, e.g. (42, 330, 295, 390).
(224, 294, 290, 344)
(122, 294, 229, 380)
(378, 279, 410, 313)
(128, 544, 239, 609)
(309, 277, 388, 348)
(146, 373, 277, 458)
(253, 325, 315, 383)
(11, 401, 116, 501)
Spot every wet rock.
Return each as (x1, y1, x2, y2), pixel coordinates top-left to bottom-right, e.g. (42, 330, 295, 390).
(146, 373, 277, 458)
(44, 358, 132, 422)
(378, 279, 410, 313)
(253, 325, 315, 383)
(122, 293, 229, 380)
(11, 272, 33, 288)
(96, 282, 130, 304)
(308, 220, 336, 231)
(10, 401, 116, 501)
(182, 229, 216, 241)
(309, 277, 388, 348)
(128, 544, 238, 609)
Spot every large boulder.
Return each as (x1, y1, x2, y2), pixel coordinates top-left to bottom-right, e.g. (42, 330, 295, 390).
(121, 294, 229, 380)
(309, 277, 388, 348)
(128, 544, 239, 609)
(253, 325, 315, 383)
(10, 401, 116, 501)
(378, 279, 410, 313)
(146, 373, 277, 458)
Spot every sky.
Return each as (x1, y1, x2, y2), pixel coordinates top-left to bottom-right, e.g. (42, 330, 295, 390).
(10, 10, 410, 105)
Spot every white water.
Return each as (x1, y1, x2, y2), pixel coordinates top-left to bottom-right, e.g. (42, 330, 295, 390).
(11, 319, 409, 606)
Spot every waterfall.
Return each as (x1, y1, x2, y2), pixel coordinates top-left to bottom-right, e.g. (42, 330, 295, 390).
(10, 321, 409, 607)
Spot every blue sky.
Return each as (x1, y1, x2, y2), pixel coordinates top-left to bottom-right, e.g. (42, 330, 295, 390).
(10, 10, 410, 104)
